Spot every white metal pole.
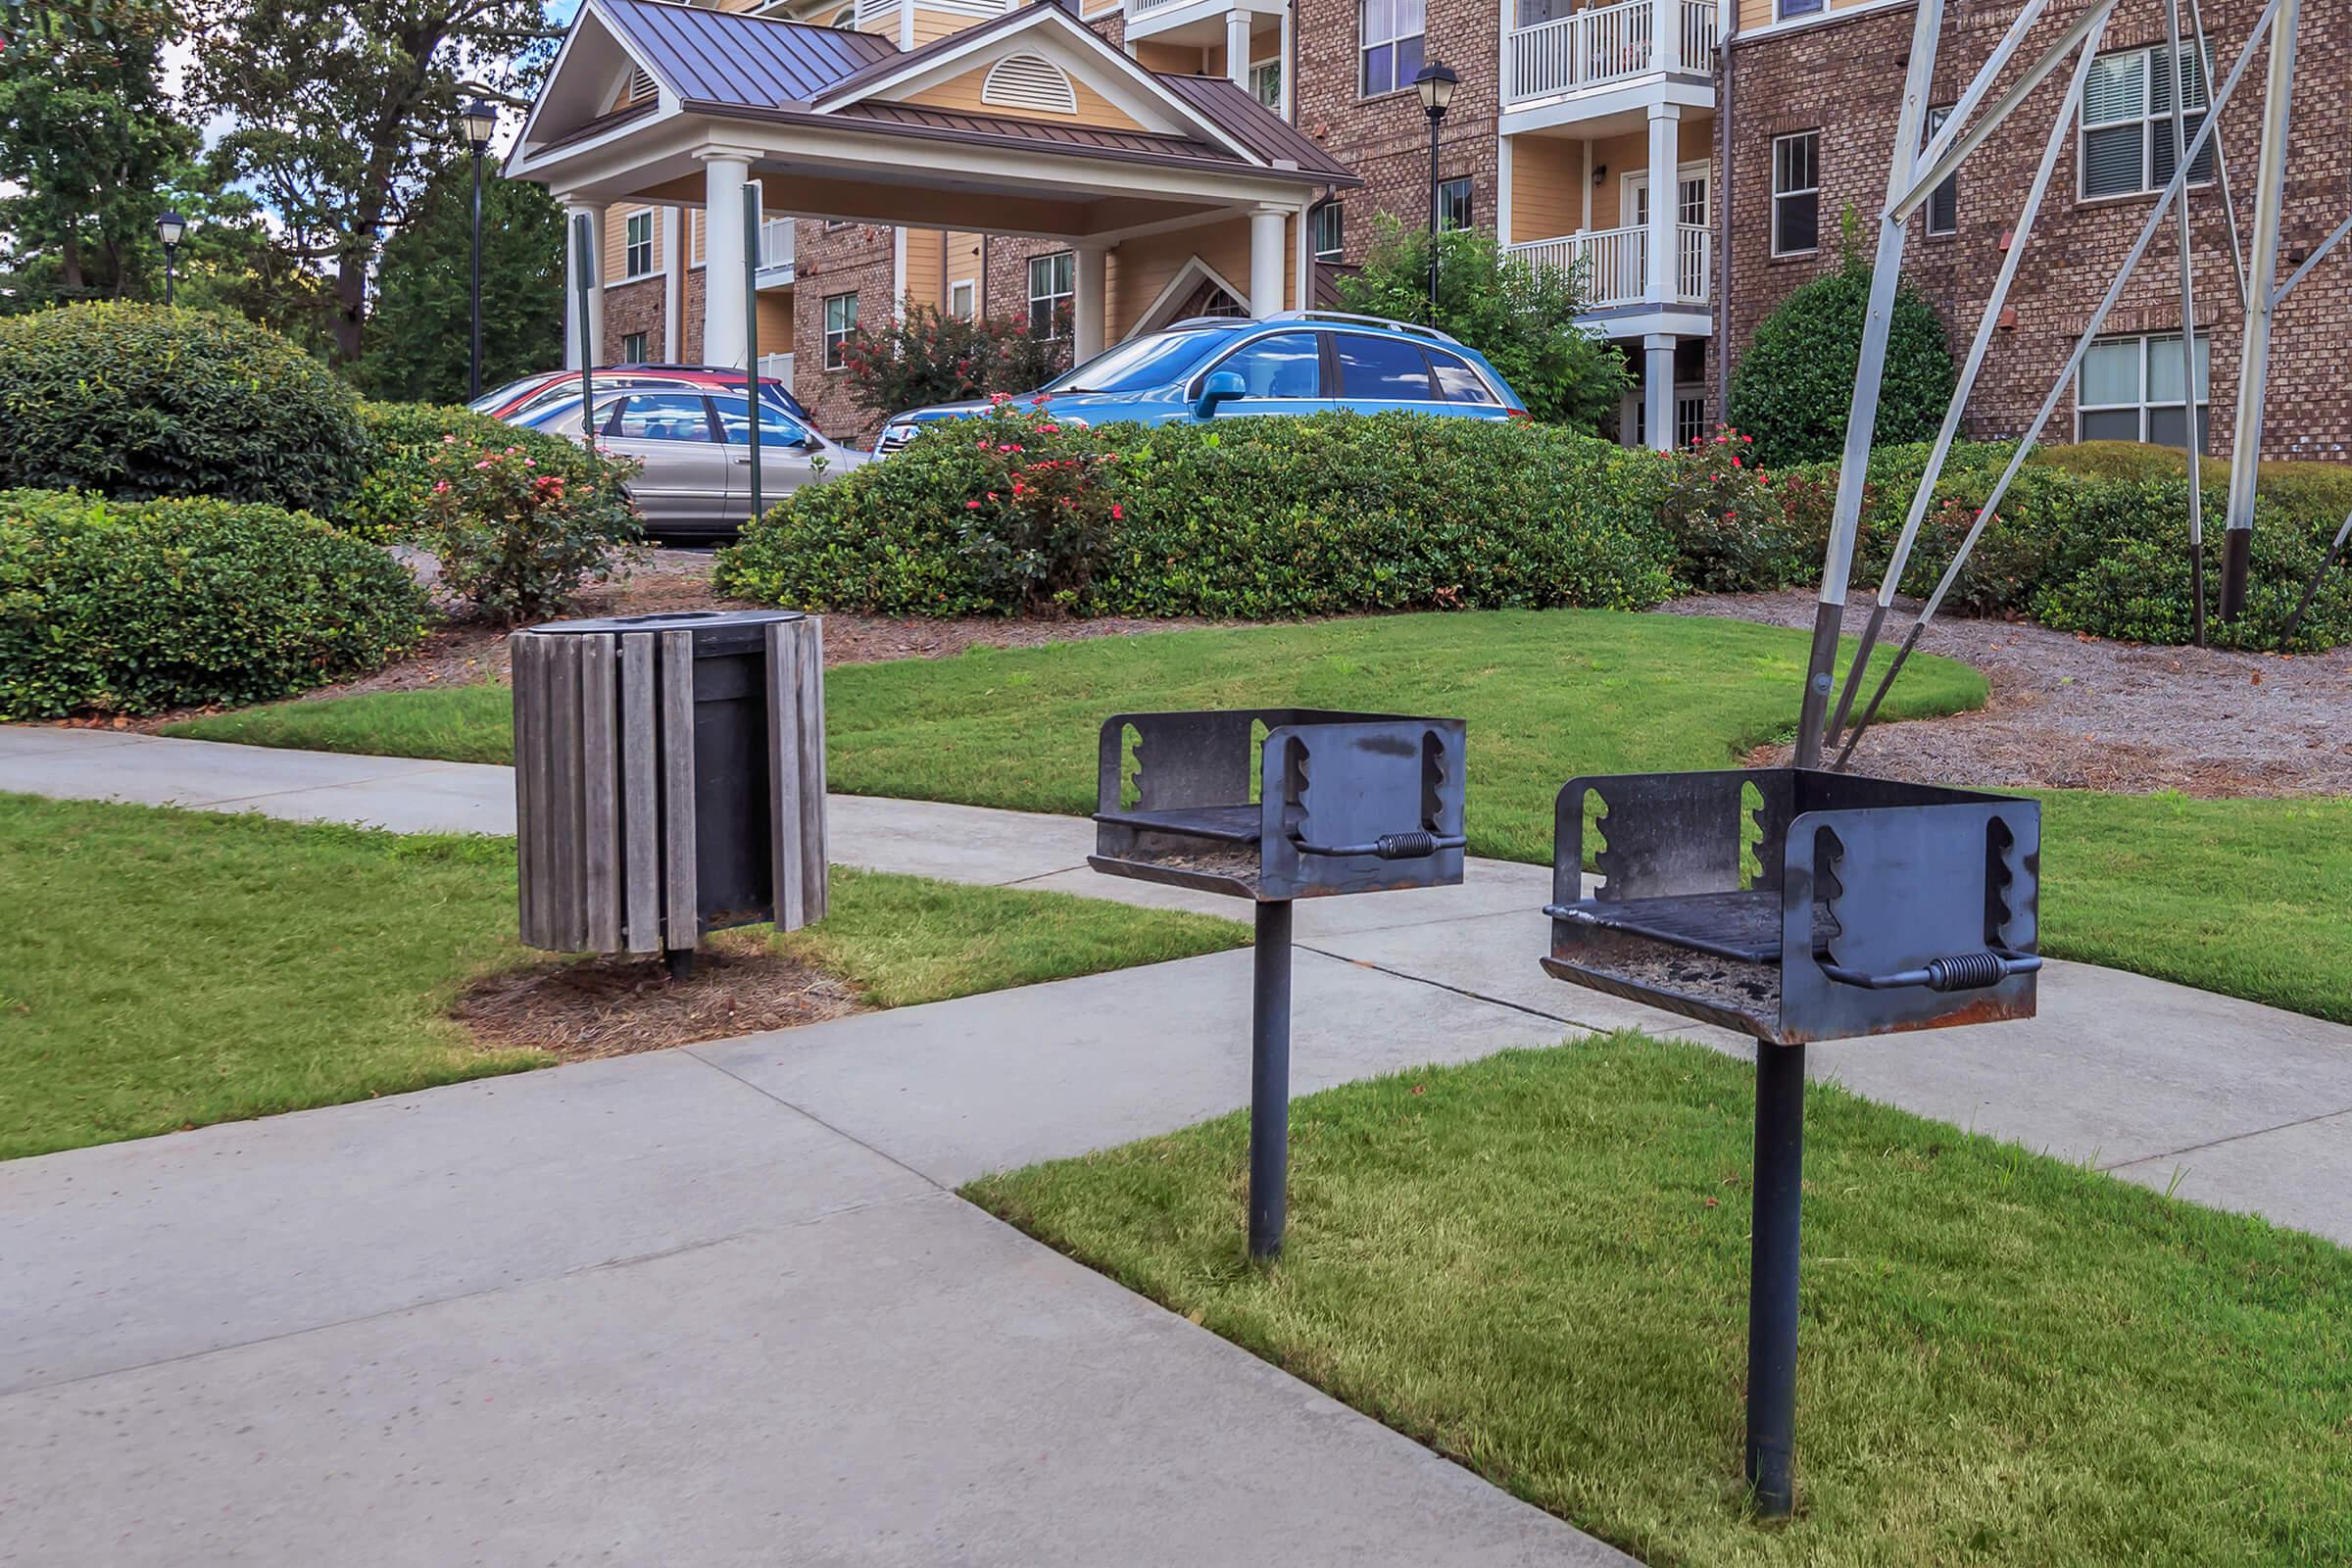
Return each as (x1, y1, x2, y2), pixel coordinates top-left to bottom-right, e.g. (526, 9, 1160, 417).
(2220, 0, 2298, 621)
(2162, 0, 2208, 645)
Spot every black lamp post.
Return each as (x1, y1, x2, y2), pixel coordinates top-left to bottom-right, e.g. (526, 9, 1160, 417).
(1413, 65, 1458, 316)
(462, 99, 499, 401)
(156, 211, 187, 307)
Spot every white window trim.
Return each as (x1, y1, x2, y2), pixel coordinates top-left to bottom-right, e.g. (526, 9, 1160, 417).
(1248, 55, 1282, 112)
(1027, 250, 1075, 340)
(1770, 130, 1820, 258)
(2079, 42, 2215, 203)
(2076, 331, 2210, 444)
(823, 291, 858, 371)
(1357, 0, 1425, 99)
(1922, 106, 1957, 235)
(948, 278, 976, 319)
(1309, 201, 1344, 263)
(622, 211, 656, 280)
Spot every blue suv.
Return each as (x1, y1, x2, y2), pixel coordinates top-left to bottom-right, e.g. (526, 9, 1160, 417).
(873, 311, 1527, 455)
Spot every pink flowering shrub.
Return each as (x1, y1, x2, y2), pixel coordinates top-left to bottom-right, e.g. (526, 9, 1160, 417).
(836, 304, 1068, 416)
(949, 396, 1120, 612)
(1656, 424, 1800, 593)
(423, 440, 642, 622)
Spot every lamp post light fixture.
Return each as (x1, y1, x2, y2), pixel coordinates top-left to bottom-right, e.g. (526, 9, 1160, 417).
(462, 98, 499, 402)
(1413, 64, 1458, 317)
(156, 210, 187, 307)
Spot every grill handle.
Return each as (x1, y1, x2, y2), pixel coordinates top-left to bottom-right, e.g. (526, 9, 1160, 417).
(1818, 949, 2041, 993)
(1294, 830, 1466, 861)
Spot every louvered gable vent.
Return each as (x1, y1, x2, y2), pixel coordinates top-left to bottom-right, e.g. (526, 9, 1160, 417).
(981, 53, 1078, 116)
(617, 67, 658, 108)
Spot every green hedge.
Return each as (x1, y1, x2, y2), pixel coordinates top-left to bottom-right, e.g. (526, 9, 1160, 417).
(0, 304, 368, 514)
(340, 401, 605, 542)
(0, 489, 425, 719)
(716, 412, 1679, 618)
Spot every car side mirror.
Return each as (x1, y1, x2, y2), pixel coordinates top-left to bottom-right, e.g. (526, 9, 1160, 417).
(1193, 370, 1247, 420)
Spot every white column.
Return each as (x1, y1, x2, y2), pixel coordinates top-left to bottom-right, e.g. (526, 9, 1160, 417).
(1658, 0, 1682, 72)
(1278, 6, 1294, 116)
(1645, 104, 1679, 303)
(700, 152, 753, 370)
(1249, 206, 1288, 316)
(1226, 8, 1251, 89)
(662, 208, 684, 363)
(1074, 243, 1108, 360)
(1643, 332, 1675, 452)
(562, 200, 607, 369)
(1496, 134, 1515, 247)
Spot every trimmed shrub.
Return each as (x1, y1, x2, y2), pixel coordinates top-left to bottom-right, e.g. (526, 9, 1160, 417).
(0, 304, 368, 513)
(1657, 425, 1802, 593)
(421, 438, 642, 622)
(715, 410, 1678, 619)
(1726, 251, 1955, 467)
(341, 401, 608, 542)
(0, 489, 424, 719)
(2030, 441, 2352, 531)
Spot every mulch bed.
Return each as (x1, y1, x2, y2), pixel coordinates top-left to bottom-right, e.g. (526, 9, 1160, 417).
(1664, 590, 2352, 797)
(453, 933, 860, 1059)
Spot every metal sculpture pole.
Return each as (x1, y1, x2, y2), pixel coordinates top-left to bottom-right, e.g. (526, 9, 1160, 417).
(743, 182, 763, 531)
(1824, 10, 2110, 749)
(2162, 0, 2209, 646)
(1793, 0, 1946, 769)
(2281, 510, 2352, 647)
(572, 212, 598, 458)
(2220, 0, 2300, 622)
(1835, 0, 2281, 764)
(2181, 0, 2251, 308)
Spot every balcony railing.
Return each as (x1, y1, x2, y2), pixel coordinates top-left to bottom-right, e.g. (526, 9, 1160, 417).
(1506, 0, 1718, 105)
(854, 0, 1011, 25)
(758, 352, 795, 390)
(758, 217, 795, 277)
(1507, 222, 1711, 310)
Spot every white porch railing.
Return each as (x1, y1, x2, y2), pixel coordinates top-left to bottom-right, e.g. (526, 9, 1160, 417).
(855, 0, 1012, 25)
(758, 352, 794, 390)
(758, 217, 795, 276)
(1507, 222, 1711, 309)
(1505, 0, 1718, 105)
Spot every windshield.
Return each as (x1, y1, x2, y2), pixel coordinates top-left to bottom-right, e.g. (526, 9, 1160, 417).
(470, 375, 547, 413)
(1045, 329, 1226, 395)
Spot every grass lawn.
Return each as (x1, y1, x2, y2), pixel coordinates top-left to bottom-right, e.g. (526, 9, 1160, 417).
(0, 793, 1244, 1161)
(159, 611, 2352, 1023)
(970, 1035, 2352, 1567)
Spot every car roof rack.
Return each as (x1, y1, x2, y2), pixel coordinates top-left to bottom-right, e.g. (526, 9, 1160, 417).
(1257, 310, 1464, 345)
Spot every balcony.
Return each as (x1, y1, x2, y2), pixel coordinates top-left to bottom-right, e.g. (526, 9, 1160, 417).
(758, 351, 795, 391)
(1505, 0, 1718, 108)
(852, 0, 1013, 27)
(1123, 0, 1285, 44)
(757, 217, 795, 287)
(1507, 222, 1711, 315)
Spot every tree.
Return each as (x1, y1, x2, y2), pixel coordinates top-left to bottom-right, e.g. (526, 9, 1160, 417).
(184, 0, 560, 362)
(1727, 217, 1955, 466)
(0, 1, 197, 309)
(1336, 212, 1629, 433)
(837, 304, 1069, 417)
(353, 155, 563, 403)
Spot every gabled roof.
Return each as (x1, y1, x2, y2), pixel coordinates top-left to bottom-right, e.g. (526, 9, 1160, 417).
(524, 0, 1357, 188)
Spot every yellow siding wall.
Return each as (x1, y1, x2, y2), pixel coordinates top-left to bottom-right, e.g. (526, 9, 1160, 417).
(1105, 215, 1293, 339)
(901, 61, 1148, 129)
(1131, 40, 1200, 74)
(757, 294, 795, 351)
(903, 227, 946, 310)
(946, 230, 986, 313)
(1577, 117, 1714, 230)
(603, 204, 668, 283)
(1736, 0, 1881, 33)
(909, 8, 970, 44)
(1510, 136, 1585, 242)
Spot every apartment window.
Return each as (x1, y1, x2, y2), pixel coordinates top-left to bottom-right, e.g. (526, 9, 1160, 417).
(1776, 0, 1824, 18)
(2078, 331, 2210, 447)
(1249, 57, 1282, 112)
(623, 211, 655, 279)
(1676, 392, 1708, 449)
(1438, 177, 1473, 230)
(1309, 201, 1344, 262)
(1923, 106, 1957, 234)
(2082, 44, 2214, 199)
(823, 291, 858, 370)
(949, 279, 975, 320)
(1771, 132, 1819, 256)
(1358, 0, 1424, 97)
(619, 331, 649, 364)
(1028, 250, 1074, 339)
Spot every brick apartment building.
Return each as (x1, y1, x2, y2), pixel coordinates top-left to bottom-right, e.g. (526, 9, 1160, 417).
(514, 0, 2347, 458)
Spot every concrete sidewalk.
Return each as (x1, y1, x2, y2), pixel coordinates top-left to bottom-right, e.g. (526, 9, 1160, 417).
(6, 724, 2352, 1563)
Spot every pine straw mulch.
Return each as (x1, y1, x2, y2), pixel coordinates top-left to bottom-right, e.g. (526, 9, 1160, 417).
(452, 931, 861, 1060)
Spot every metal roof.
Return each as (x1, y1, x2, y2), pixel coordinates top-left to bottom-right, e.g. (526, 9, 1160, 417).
(839, 101, 1226, 161)
(1154, 74, 1354, 181)
(600, 0, 894, 106)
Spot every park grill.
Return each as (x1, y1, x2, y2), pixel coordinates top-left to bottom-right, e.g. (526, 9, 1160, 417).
(1089, 708, 1467, 1258)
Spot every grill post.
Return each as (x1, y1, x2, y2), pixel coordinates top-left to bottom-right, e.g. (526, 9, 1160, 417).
(1744, 1040, 1806, 1518)
(1249, 898, 1295, 1261)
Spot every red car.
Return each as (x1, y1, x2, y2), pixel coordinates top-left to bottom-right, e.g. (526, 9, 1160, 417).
(471, 364, 811, 426)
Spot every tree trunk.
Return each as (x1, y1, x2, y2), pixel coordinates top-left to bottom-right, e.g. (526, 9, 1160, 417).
(334, 247, 368, 362)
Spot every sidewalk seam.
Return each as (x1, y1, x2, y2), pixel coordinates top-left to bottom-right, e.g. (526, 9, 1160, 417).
(1294, 943, 1592, 1032)
(2096, 1102, 2352, 1173)
(680, 1045, 955, 1196)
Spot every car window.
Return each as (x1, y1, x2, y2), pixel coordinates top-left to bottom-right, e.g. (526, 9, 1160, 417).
(1335, 334, 1438, 400)
(1049, 329, 1225, 394)
(709, 394, 806, 446)
(472, 375, 546, 413)
(1427, 348, 1497, 405)
(1207, 332, 1323, 399)
(609, 393, 715, 443)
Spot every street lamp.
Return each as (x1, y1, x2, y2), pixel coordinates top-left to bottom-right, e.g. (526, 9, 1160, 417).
(1413, 64, 1458, 317)
(156, 211, 187, 307)
(462, 98, 499, 401)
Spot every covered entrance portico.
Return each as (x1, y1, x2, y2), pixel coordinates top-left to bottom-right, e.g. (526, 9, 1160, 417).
(509, 0, 1355, 374)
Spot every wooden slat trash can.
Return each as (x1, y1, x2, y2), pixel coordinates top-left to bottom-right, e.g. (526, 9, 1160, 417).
(511, 609, 826, 975)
